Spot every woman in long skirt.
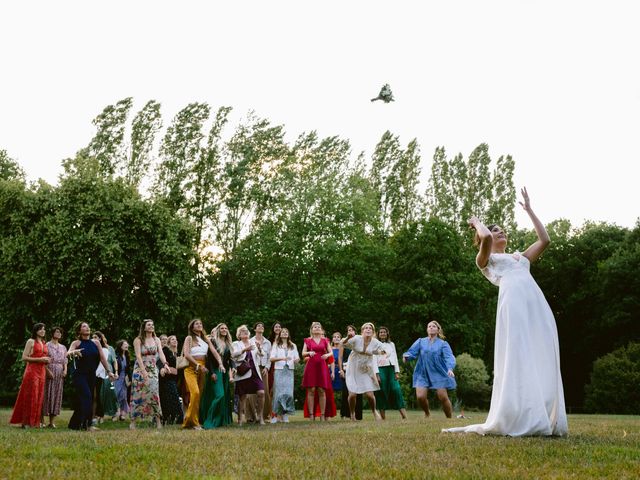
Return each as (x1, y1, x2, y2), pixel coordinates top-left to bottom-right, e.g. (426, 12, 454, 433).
(269, 328, 300, 422)
(93, 331, 118, 422)
(374, 326, 407, 420)
(129, 319, 170, 429)
(114, 340, 131, 421)
(42, 326, 67, 428)
(339, 325, 363, 420)
(159, 335, 183, 425)
(10, 323, 49, 428)
(68, 322, 115, 431)
(200, 324, 233, 429)
(444, 188, 567, 436)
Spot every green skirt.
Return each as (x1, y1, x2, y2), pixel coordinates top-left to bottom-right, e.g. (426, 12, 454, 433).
(200, 368, 233, 429)
(374, 365, 405, 410)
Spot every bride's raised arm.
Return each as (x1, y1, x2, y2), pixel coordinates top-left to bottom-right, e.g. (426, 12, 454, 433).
(469, 216, 492, 269)
(519, 187, 550, 263)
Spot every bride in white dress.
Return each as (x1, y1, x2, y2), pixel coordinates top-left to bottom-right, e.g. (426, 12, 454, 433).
(444, 187, 568, 437)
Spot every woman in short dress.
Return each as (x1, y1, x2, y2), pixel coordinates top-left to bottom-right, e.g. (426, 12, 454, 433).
(232, 324, 266, 425)
(342, 322, 386, 421)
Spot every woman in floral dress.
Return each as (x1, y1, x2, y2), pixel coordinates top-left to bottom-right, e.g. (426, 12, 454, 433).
(42, 326, 67, 428)
(129, 319, 169, 429)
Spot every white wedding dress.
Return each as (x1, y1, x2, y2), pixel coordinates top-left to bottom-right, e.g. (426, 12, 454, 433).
(444, 252, 568, 437)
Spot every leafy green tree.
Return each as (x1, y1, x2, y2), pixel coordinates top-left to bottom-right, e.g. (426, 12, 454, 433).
(425, 144, 516, 233)
(584, 342, 640, 414)
(88, 97, 134, 176)
(0, 155, 198, 393)
(128, 100, 162, 186)
(370, 131, 422, 235)
(0, 149, 26, 182)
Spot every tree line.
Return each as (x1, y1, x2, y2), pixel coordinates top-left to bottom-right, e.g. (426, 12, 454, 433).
(0, 98, 637, 412)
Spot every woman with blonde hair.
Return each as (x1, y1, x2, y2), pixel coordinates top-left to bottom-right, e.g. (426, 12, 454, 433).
(342, 322, 386, 421)
(232, 324, 266, 425)
(200, 324, 234, 429)
(403, 320, 456, 418)
(301, 322, 333, 421)
(181, 319, 225, 429)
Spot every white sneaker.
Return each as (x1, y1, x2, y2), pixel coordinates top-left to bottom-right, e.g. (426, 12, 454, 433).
(283, 415, 289, 423)
(270, 417, 278, 424)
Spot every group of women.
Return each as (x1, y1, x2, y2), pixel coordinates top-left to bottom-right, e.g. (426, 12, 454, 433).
(9, 317, 459, 430)
(8, 188, 569, 437)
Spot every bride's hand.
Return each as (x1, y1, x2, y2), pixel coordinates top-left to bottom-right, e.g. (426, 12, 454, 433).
(468, 216, 480, 229)
(518, 187, 531, 212)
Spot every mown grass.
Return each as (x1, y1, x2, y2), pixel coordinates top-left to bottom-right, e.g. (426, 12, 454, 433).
(1, 409, 638, 479)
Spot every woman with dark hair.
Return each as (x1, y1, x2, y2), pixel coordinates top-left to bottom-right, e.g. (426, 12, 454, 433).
(10, 323, 50, 428)
(266, 322, 282, 422)
(269, 328, 299, 422)
(403, 321, 456, 418)
(375, 326, 407, 420)
(114, 340, 131, 421)
(93, 331, 118, 423)
(159, 335, 183, 425)
(68, 322, 115, 430)
(130, 319, 169, 429)
(339, 325, 362, 420)
(42, 326, 67, 428)
(182, 319, 225, 429)
(445, 188, 568, 437)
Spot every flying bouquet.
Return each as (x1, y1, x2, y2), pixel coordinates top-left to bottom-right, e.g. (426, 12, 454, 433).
(371, 83, 394, 103)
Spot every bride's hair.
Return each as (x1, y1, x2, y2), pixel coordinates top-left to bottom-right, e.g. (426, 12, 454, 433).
(474, 223, 498, 249)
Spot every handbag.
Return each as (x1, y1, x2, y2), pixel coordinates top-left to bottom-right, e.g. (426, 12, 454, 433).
(235, 354, 251, 376)
(176, 355, 188, 370)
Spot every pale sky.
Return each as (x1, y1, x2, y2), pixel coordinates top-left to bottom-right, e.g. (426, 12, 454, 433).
(1, 1, 638, 229)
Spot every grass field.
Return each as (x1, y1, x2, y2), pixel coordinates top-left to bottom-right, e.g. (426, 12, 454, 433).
(1, 409, 638, 479)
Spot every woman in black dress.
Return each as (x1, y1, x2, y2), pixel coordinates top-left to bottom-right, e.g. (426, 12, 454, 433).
(159, 335, 183, 425)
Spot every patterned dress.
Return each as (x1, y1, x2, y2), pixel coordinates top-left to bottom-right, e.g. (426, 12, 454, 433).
(130, 342, 162, 420)
(42, 341, 67, 417)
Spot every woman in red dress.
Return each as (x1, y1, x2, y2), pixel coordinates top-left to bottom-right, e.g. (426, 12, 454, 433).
(301, 322, 335, 421)
(10, 323, 50, 428)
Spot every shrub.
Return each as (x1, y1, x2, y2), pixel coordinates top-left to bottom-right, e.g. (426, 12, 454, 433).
(454, 353, 491, 410)
(584, 342, 640, 414)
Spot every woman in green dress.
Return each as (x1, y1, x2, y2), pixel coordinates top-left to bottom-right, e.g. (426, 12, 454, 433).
(200, 323, 234, 429)
(94, 331, 119, 422)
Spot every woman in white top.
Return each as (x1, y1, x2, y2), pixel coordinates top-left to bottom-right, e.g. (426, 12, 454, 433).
(269, 328, 300, 422)
(374, 326, 407, 420)
(342, 322, 386, 421)
(246, 322, 272, 423)
(182, 319, 225, 429)
(232, 325, 266, 425)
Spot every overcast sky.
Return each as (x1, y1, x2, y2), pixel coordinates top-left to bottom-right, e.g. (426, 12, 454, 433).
(1, 1, 638, 229)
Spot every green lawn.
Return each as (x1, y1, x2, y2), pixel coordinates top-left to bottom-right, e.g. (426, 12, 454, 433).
(1, 409, 638, 479)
